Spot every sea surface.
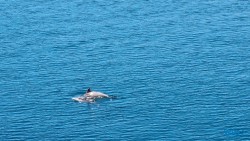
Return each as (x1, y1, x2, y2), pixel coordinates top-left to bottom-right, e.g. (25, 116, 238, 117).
(0, 0, 250, 140)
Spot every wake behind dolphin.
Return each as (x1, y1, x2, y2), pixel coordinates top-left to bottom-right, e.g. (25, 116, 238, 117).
(72, 88, 115, 103)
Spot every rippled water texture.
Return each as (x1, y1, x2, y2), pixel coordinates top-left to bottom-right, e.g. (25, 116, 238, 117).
(0, 0, 250, 140)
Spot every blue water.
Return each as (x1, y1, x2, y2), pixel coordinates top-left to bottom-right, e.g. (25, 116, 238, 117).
(1, 0, 250, 140)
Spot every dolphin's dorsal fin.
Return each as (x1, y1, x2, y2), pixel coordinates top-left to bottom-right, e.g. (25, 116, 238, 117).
(86, 88, 91, 93)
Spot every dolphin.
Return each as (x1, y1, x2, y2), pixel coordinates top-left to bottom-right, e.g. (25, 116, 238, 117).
(72, 88, 109, 103)
(83, 88, 109, 98)
(72, 96, 94, 103)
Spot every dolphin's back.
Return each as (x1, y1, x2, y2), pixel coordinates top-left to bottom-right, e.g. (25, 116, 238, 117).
(85, 91, 109, 98)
